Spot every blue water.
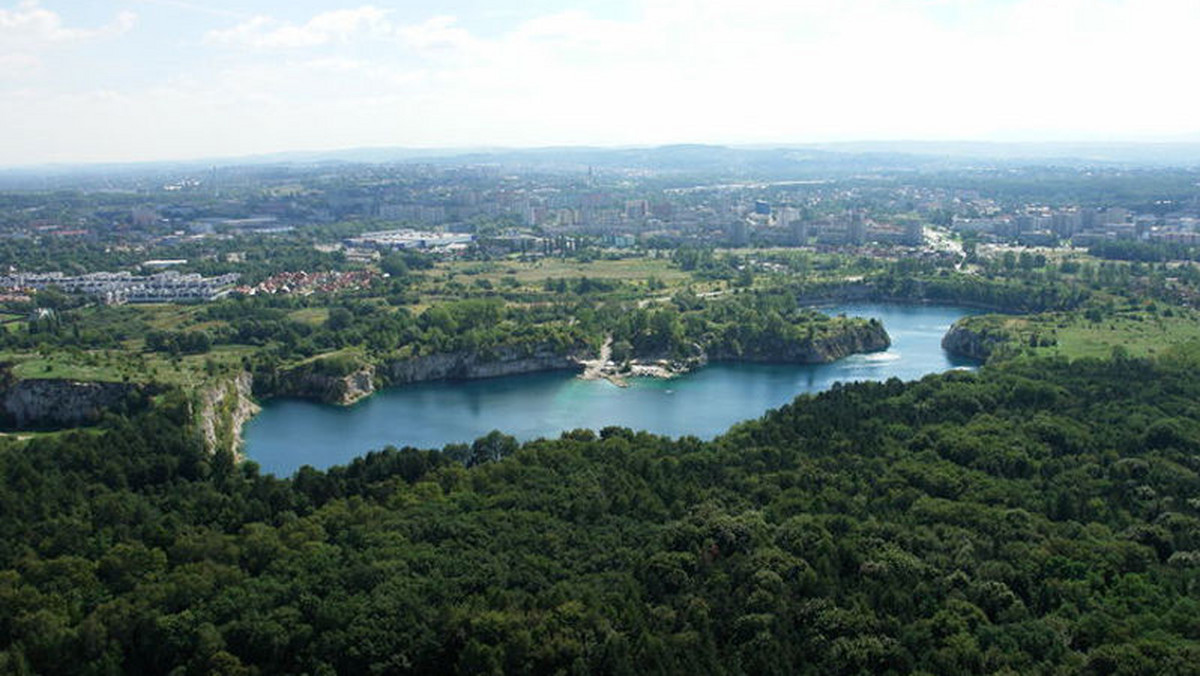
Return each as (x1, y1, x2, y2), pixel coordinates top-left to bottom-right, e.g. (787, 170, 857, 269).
(244, 303, 979, 475)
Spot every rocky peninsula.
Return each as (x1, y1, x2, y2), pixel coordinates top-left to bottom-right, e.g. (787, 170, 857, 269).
(579, 318, 891, 386)
(941, 319, 1011, 361)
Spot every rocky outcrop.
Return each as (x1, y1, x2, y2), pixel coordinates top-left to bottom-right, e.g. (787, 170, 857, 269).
(941, 321, 1006, 361)
(709, 320, 892, 364)
(386, 343, 584, 384)
(276, 365, 376, 406)
(327, 367, 375, 405)
(0, 378, 141, 428)
(261, 342, 584, 405)
(802, 321, 891, 362)
(195, 372, 260, 456)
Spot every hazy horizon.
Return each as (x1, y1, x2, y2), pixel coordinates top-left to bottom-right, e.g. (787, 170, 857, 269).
(9, 138, 1200, 174)
(3, 0, 1199, 166)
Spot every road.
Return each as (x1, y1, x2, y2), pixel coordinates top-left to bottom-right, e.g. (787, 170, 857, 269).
(925, 226, 967, 270)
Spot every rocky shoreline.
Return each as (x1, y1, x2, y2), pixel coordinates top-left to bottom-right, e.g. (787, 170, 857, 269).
(194, 372, 260, 457)
(387, 343, 584, 385)
(0, 318, 895, 424)
(274, 364, 377, 406)
(0, 378, 143, 428)
(578, 320, 891, 386)
(0, 317, 895, 451)
(578, 353, 707, 387)
(941, 321, 1009, 361)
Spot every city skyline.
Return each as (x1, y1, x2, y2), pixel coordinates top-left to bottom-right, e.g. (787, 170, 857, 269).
(3, 0, 1200, 166)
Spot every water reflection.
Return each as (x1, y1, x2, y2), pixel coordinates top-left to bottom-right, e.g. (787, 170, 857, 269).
(245, 303, 980, 475)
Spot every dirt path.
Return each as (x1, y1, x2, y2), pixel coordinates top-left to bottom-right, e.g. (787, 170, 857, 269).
(578, 335, 613, 380)
(636, 288, 730, 309)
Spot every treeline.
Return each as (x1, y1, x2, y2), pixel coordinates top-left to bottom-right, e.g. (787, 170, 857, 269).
(224, 288, 884, 377)
(792, 274, 1091, 314)
(238, 297, 598, 397)
(908, 167, 1200, 211)
(909, 275, 1089, 312)
(601, 289, 885, 363)
(145, 329, 212, 355)
(203, 296, 596, 362)
(0, 305, 148, 351)
(1089, 239, 1200, 263)
(0, 239, 147, 275)
(3, 353, 1199, 672)
(0, 230, 370, 282)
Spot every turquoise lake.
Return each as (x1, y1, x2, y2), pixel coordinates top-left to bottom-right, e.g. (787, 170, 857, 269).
(244, 303, 980, 475)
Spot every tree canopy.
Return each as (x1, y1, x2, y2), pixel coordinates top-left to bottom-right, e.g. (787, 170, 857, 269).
(2, 353, 1199, 673)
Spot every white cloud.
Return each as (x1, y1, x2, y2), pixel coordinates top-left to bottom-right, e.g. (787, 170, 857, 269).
(5, 0, 1200, 164)
(204, 5, 392, 48)
(202, 15, 273, 47)
(0, 1, 134, 45)
(0, 1, 134, 77)
(397, 15, 476, 53)
(0, 52, 37, 71)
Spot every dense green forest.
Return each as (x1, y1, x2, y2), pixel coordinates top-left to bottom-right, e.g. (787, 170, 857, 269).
(1, 267, 1075, 359)
(2, 350, 1200, 674)
(4, 231, 1200, 673)
(1088, 240, 1200, 264)
(600, 289, 885, 363)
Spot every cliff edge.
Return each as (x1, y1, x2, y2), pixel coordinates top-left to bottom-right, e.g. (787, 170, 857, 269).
(195, 372, 260, 456)
(941, 321, 1007, 361)
(0, 378, 142, 429)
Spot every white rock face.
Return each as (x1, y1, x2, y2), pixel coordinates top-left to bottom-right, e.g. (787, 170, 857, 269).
(195, 372, 260, 456)
(277, 366, 377, 405)
(1, 379, 138, 428)
(386, 344, 583, 384)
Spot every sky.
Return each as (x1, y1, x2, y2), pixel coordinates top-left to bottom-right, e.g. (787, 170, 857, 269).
(1, 0, 1198, 165)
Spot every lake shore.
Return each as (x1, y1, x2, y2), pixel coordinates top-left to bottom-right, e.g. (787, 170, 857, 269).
(243, 303, 981, 475)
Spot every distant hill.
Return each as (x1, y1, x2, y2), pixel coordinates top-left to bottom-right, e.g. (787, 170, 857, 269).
(4, 141, 1200, 188)
(799, 140, 1200, 166)
(239, 141, 1200, 171)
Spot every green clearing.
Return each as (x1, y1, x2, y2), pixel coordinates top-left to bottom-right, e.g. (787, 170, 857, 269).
(122, 303, 204, 330)
(0, 428, 86, 441)
(6, 354, 127, 382)
(287, 307, 330, 326)
(2, 343, 255, 387)
(292, 346, 364, 368)
(440, 256, 694, 286)
(964, 307, 1200, 360)
(1040, 311, 1200, 359)
(139, 345, 256, 387)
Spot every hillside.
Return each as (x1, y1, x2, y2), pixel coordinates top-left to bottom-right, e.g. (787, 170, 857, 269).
(2, 351, 1199, 673)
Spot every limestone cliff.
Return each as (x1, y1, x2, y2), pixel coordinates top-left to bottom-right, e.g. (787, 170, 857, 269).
(941, 321, 1007, 361)
(195, 372, 260, 456)
(709, 320, 891, 364)
(798, 320, 891, 363)
(0, 378, 141, 429)
(261, 341, 584, 404)
(386, 342, 584, 384)
(275, 365, 376, 406)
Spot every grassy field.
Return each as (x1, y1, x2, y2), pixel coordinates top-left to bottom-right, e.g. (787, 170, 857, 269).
(2, 343, 255, 387)
(6, 354, 128, 382)
(117, 303, 204, 330)
(964, 307, 1200, 361)
(141, 345, 256, 386)
(287, 307, 330, 326)
(1041, 311, 1200, 359)
(0, 314, 23, 334)
(0, 428, 86, 442)
(291, 346, 364, 367)
(439, 256, 695, 286)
